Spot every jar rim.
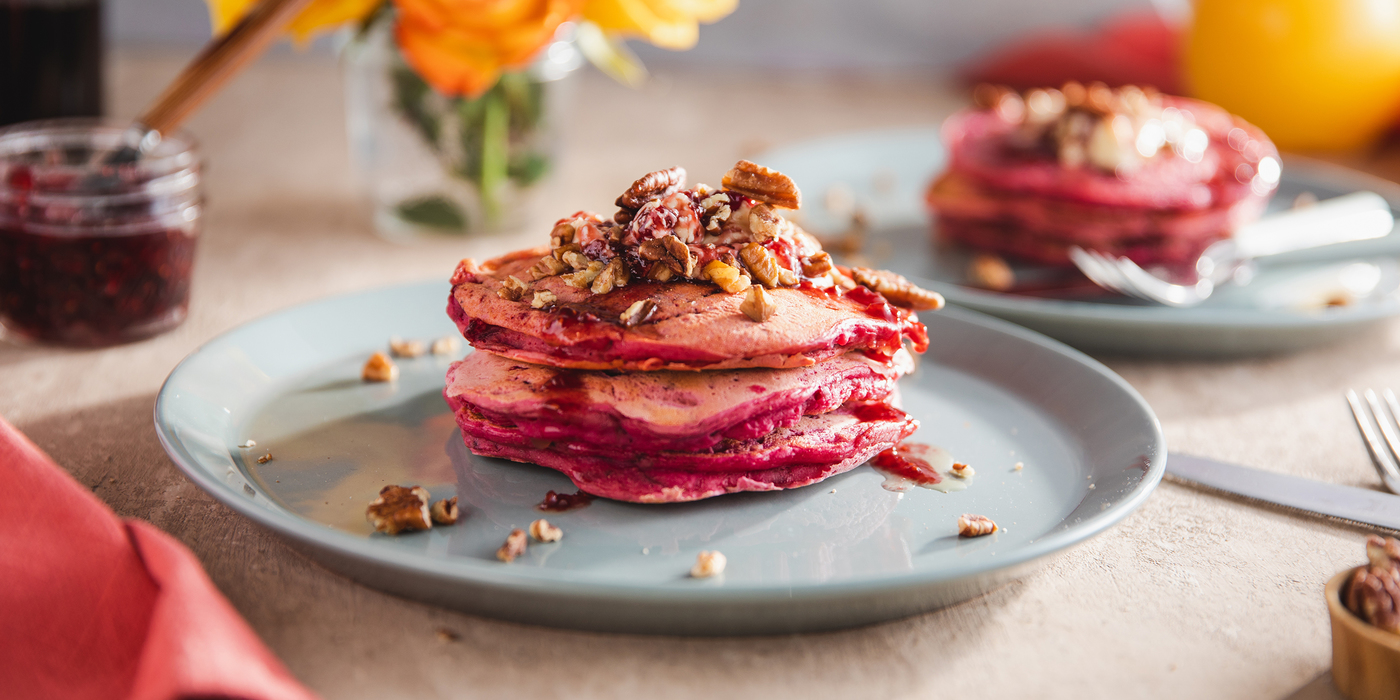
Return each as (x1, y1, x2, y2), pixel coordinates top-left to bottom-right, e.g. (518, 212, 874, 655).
(0, 119, 201, 193)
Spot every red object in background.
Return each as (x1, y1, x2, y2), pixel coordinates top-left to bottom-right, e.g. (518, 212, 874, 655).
(0, 416, 319, 700)
(963, 11, 1183, 94)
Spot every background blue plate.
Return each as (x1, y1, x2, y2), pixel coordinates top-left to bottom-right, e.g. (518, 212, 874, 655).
(155, 281, 1164, 634)
(761, 127, 1400, 357)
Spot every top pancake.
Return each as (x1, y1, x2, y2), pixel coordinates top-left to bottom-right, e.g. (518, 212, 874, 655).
(448, 248, 927, 371)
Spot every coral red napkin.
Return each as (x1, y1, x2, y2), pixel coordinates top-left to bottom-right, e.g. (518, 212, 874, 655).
(0, 415, 318, 700)
(963, 10, 1183, 95)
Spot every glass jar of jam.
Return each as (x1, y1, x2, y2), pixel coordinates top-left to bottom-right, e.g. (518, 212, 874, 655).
(0, 120, 201, 346)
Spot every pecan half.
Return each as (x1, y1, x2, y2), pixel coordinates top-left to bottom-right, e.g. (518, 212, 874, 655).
(366, 485, 432, 535)
(638, 235, 696, 278)
(740, 284, 776, 322)
(739, 242, 782, 288)
(850, 267, 945, 310)
(563, 260, 606, 289)
(722, 160, 801, 209)
(1346, 535, 1400, 633)
(620, 299, 657, 327)
(957, 513, 997, 537)
(616, 166, 686, 210)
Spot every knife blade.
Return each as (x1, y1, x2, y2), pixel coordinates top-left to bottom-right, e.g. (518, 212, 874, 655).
(1167, 453, 1400, 531)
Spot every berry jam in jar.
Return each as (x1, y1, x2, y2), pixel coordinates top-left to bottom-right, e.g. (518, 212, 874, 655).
(0, 121, 201, 345)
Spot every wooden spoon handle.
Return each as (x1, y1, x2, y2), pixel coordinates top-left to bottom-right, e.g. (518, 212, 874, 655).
(137, 0, 317, 136)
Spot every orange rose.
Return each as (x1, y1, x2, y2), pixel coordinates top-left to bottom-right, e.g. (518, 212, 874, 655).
(206, 0, 382, 43)
(393, 0, 583, 97)
(582, 0, 735, 50)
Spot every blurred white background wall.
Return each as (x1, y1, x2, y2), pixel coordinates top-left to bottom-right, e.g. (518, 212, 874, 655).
(109, 0, 1155, 68)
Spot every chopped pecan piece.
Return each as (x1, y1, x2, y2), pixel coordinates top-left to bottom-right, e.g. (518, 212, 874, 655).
(497, 275, 529, 301)
(967, 253, 1015, 292)
(951, 463, 975, 478)
(362, 351, 398, 382)
(389, 337, 426, 358)
(747, 203, 782, 242)
(560, 250, 590, 271)
(802, 251, 833, 276)
(616, 166, 686, 210)
(430, 497, 459, 525)
(850, 267, 945, 310)
(957, 513, 997, 537)
(722, 160, 801, 209)
(430, 336, 460, 356)
(740, 284, 776, 322)
(529, 518, 563, 543)
(563, 260, 605, 289)
(591, 257, 629, 295)
(366, 485, 432, 535)
(638, 235, 696, 278)
(496, 528, 528, 562)
(529, 255, 567, 280)
(690, 550, 727, 578)
(739, 242, 782, 288)
(550, 220, 575, 248)
(531, 290, 557, 309)
(620, 299, 657, 327)
(703, 260, 750, 294)
(647, 263, 674, 282)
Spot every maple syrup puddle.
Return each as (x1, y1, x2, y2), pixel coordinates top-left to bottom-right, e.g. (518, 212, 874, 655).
(871, 442, 970, 494)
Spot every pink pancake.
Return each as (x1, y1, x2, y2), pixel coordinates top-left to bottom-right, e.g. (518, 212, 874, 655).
(443, 350, 905, 453)
(448, 248, 928, 371)
(928, 94, 1277, 266)
(453, 402, 918, 503)
(941, 96, 1273, 210)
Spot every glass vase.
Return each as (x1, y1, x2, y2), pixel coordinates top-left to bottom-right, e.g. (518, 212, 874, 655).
(343, 21, 580, 239)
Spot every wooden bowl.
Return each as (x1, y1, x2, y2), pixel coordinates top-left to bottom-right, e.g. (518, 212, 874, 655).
(1328, 568, 1400, 699)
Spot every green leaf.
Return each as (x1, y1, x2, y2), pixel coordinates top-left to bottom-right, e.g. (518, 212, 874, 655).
(391, 65, 439, 146)
(395, 195, 467, 231)
(509, 152, 551, 186)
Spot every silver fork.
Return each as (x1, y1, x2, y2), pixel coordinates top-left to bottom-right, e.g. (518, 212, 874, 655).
(1069, 191, 1394, 307)
(1345, 388, 1400, 494)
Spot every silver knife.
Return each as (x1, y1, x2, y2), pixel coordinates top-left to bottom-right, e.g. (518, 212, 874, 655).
(1167, 453, 1400, 531)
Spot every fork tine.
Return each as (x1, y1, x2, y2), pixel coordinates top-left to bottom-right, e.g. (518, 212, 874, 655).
(1069, 247, 1127, 295)
(1368, 390, 1400, 493)
(1087, 251, 1138, 296)
(1347, 389, 1400, 494)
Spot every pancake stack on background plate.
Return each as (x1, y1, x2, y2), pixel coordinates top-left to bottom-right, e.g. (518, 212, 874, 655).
(443, 162, 944, 503)
(927, 82, 1281, 267)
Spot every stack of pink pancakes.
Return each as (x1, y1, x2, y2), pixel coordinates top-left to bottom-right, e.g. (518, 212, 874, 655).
(442, 163, 942, 503)
(927, 83, 1280, 266)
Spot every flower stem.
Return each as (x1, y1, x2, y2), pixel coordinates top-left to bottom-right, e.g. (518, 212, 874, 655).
(479, 86, 509, 223)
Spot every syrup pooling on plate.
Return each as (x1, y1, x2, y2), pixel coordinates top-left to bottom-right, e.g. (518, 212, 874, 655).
(872, 442, 971, 494)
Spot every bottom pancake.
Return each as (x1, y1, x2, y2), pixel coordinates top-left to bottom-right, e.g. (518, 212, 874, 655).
(452, 402, 917, 503)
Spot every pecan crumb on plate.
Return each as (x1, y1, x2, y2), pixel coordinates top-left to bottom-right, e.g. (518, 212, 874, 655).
(958, 513, 997, 537)
(366, 485, 432, 535)
(497, 528, 528, 562)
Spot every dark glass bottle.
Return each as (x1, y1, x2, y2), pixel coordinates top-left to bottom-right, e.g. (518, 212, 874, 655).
(0, 0, 104, 126)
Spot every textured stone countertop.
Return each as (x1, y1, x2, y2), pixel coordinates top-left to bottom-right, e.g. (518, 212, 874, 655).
(6, 50, 1399, 699)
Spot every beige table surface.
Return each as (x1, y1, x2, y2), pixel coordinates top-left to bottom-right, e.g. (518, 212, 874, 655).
(7, 50, 1399, 699)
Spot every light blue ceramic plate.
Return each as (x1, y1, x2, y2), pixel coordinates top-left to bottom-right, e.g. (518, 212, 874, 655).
(154, 281, 1164, 634)
(761, 127, 1400, 357)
